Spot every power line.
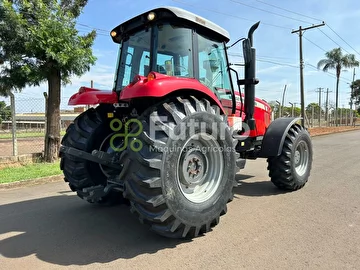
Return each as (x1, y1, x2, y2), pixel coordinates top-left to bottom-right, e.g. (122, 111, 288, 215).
(326, 24, 360, 57)
(77, 30, 109, 37)
(227, 52, 297, 61)
(254, 0, 323, 22)
(306, 63, 352, 83)
(303, 36, 327, 52)
(256, 55, 298, 61)
(318, 28, 351, 54)
(171, 0, 291, 30)
(228, 0, 313, 25)
(306, 63, 338, 80)
(228, 53, 298, 68)
(228, 0, 360, 58)
(76, 22, 109, 33)
(257, 59, 298, 68)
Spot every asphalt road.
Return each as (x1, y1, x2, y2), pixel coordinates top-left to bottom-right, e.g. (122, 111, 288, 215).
(0, 130, 359, 269)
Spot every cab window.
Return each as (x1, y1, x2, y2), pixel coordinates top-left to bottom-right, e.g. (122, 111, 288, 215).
(197, 33, 232, 100)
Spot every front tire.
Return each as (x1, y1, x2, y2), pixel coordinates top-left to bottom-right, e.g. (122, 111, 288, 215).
(122, 97, 236, 238)
(267, 124, 313, 190)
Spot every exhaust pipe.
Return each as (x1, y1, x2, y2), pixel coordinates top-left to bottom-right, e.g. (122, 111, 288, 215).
(244, 22, 260, 130)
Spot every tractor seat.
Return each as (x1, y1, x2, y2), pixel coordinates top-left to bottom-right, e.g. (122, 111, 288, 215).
(144, 65, 167, 75)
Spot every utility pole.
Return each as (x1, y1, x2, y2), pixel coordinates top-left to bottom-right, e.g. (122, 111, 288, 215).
(289, 102, 294, 117)
(9, 92, 18, 156)
(346, 106, 348, 126)
(340, 105, 344, 125)
(292, 22, 325, 127)
(311, 105, 315, 127)
(325, 88, 332, 124)
(43, 92, 48, 153)
(315, 88, 324, 127)
(293, 102, 298, 116)
(276, 100, 281, 118)
(281, 84, 287, 117)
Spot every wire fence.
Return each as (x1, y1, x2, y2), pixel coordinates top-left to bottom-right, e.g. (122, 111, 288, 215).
(271, 105, 358, 128)
(0, 96, 78, 157)
(0, 94, 358, 158)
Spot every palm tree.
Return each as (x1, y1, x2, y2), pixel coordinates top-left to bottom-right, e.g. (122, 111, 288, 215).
(317, 48, 359, 126)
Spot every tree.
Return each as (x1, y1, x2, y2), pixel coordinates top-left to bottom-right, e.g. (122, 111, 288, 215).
(0, 101, 11, 124)
(350, 79, 360, 105)
(306, 102, 324, 118)
(317, 48, 359, 126)
(0, 0, 96, 162)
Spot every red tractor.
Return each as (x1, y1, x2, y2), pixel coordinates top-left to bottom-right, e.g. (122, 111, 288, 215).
(60, 7, 313, 238)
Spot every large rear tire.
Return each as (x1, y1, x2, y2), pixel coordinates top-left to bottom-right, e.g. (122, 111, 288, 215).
(60, 106, 124, 204)
(122, 97, 236, 238)
(267, 124, 313, 190)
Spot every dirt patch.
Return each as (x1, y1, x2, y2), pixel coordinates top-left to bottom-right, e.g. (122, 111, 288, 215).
(308, 126, 360, 136)
(0, 137, 44, 157)
(0, 163, 24, 170)
(0, 153, 43, 168)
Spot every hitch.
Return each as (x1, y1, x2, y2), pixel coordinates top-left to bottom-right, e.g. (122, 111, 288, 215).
(59, 146, 122, 169)
(78, 183, 124, 203)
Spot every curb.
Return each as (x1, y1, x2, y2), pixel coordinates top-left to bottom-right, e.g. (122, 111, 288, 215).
(0, 175, 63, 190)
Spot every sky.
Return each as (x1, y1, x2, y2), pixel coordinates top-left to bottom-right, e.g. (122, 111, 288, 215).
(4, 0, 360, 112)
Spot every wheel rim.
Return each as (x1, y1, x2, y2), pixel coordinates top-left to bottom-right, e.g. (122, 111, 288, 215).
(177, 133, 224, 203)
(98, 133, 124, 177)
(294, 140, 309, 176)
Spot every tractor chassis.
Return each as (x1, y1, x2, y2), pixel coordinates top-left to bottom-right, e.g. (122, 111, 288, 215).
(60, 145, 125, 202)
(60, 143, 248, 202)
(60, 145, 122, 169)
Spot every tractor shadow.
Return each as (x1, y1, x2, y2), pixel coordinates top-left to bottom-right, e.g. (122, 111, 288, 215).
(0, 195, 188, 266)
(234, 174, 289, 197)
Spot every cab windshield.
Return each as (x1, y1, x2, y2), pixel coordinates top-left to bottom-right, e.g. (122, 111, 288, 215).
(114, 23, 194, 91)
(113, 22, 232, 100)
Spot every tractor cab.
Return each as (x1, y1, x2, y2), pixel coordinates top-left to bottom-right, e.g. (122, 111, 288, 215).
(110, 7, 234, 107)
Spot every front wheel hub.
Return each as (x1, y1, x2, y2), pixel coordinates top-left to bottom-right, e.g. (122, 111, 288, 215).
(294, 140, 309, 176)
(177, 134, 224, 203)
(180, 149, 206, 186)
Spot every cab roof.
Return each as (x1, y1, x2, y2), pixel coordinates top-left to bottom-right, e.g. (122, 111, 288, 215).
(111, 6, 230, 43)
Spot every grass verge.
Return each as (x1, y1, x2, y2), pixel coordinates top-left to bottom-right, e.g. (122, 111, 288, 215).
(0, 161, 61, 184)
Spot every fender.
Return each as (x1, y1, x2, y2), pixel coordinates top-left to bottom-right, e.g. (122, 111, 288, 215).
(258, 117, 302, 158)
(68, 87, 118, 105)
(119, 73, 226, 113)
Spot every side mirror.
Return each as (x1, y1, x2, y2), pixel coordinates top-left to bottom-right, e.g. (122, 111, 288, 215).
(242, 38, 252, 65)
